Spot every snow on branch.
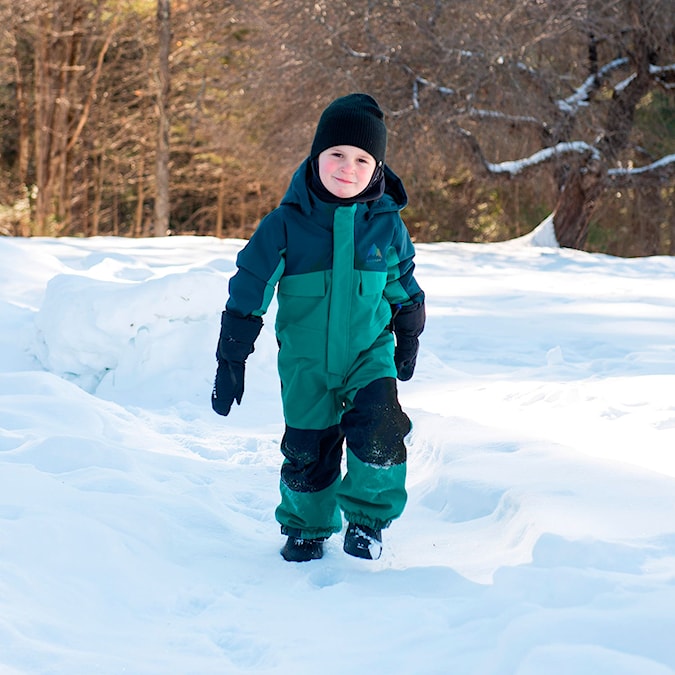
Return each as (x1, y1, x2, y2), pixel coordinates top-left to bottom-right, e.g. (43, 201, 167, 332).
(601, 61, 675, 95)
(413, 74, 455, 96)
(456, 125, 600, 176)
(651, 62, 675, 90)
(557, 57, 629, 113)
(608, 154, 675, 185)
(609, 154, 675, 176)
(406, 69, 455, 109)
(651, 63, 675, 75)
(485, 142, 600, 176)
(461, 107, 542, 127)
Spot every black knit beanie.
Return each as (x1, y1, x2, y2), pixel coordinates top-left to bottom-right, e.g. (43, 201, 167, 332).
(310, 93, 387, 164)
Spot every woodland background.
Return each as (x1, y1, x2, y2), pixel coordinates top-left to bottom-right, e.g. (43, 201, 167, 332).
(0, 0, 673, 256)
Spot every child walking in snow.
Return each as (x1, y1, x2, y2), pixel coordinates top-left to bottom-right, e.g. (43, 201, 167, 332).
(211, 93, 425, 562)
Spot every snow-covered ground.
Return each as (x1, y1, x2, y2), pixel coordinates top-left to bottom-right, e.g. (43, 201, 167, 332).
(1, 231, 674, 674)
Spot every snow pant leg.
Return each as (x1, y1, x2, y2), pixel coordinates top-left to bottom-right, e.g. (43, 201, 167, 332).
(274, 425, 345, 540)
(337, 377, 411, 530)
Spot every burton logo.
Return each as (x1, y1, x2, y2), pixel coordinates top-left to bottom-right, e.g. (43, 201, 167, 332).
(366, 244, 383, 264)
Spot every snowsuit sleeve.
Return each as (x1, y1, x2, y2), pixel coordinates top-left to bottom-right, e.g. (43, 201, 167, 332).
(225, 211, 287, 318)
(384, 216, 424, 307)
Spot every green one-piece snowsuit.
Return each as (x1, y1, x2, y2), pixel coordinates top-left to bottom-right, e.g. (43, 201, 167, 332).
(225, 158, 424, 540)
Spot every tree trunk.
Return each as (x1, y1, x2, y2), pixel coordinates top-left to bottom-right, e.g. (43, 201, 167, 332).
(135, 150, 145, 237)
(552, 169, 604, 249)
(215, 170, 225, 238)
(153, 0, 171, 237)
(91, 153, 103, 237)
(113, 155, 120, 236)
(33, 10, 54, 236)
(55, 5, 84, 234)
(12, 40, 30, 188)
(547, 0, 659, 251)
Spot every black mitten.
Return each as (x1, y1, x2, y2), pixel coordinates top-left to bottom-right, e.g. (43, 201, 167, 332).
(211, 311, 263, 416)
(392, 299, 425, 381)
(212, 360, 245, 416)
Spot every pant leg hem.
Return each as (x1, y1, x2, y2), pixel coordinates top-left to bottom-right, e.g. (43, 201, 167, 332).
(342, 512, 393, 531)
(280, 524, 341, 540)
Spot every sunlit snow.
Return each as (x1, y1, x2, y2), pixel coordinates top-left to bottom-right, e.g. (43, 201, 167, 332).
(1, 230, 674, 674)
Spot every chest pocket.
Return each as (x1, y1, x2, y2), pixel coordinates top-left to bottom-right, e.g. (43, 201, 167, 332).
(279, 271, 326, 296)
(277, 271, 328, 327)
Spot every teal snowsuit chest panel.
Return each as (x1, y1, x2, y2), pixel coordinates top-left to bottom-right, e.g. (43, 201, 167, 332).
(276, 204, 390, 379)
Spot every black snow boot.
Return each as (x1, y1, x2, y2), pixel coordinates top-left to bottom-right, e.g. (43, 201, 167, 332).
(343, 523, 382, 560)
(280, 536, 324, 562)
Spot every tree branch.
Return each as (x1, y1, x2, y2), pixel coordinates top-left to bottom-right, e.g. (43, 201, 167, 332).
(608, 154, 675, 186)
(556, 57, 629, 114)
(456, 106, 546, 132)
(650, 62, 675, 90)
(455, 125, 600, 176)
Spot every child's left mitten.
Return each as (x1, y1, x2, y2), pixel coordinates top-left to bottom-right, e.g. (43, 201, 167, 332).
(392, 299, 425, 381)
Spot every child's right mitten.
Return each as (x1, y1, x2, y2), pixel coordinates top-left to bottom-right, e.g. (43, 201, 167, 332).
(211, 311, 263, 416)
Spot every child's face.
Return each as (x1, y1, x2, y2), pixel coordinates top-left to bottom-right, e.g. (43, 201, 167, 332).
(317, 145, 377, 199)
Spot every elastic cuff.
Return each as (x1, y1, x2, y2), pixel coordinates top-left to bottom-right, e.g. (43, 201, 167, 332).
(280, 525, 332, 541)
(342, 513, 392, 531)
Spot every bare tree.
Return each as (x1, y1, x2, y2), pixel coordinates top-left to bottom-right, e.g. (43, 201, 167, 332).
(255, 0, 674, 251)
(459, 0, 675, 249)
(399, 0, 675, 249)
(6, 0, 118, 235)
